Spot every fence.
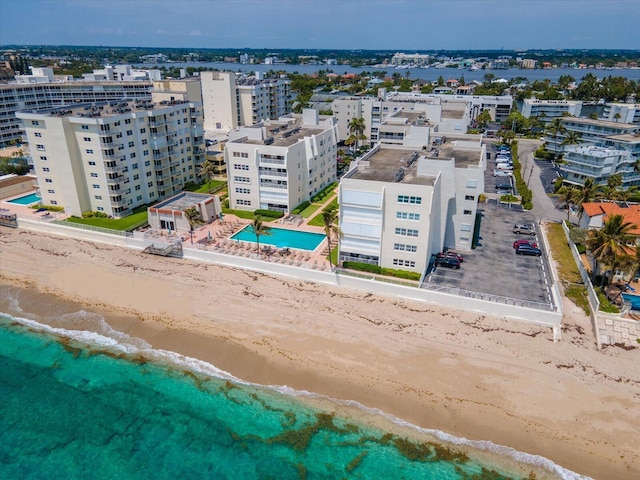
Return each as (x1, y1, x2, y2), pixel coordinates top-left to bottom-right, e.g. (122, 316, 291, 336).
(51, 219, 132, 237)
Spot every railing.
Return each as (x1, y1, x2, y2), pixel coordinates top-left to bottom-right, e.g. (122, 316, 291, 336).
(335, 267, 418, 288)
(51, 219, 133, 237)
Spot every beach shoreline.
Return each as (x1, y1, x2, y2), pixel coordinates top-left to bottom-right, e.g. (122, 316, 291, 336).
(1, 227, 639, 479)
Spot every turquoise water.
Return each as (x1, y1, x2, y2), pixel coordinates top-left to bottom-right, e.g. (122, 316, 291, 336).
(0, 287, 583, 480)
(231, 225, 325, 251)
(621, 292, 640, 310)
(7, 192, 41, 205)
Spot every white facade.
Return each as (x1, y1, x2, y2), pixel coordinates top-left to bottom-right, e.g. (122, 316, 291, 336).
(390, 53, 430, 66)
(560, 145, 632, 187)
(225, 109, 337, 212)
(338, 135, 485, 273)
(15, 67, 55, 84)
(520, 98, 583, 121)
(0, 81, 153, 146)
(17, 99, 205, 218)
(603, 103, 640, 125)
(200, 71, 291, 132)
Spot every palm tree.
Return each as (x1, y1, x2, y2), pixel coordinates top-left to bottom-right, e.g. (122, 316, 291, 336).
(574, 178, 596, 214)
(586, 214, 635, 285)
(322, 207, 343, 269)
(198, 159, 217, 193)
(613, 112, 622, 123)
(252, 215, 271, 254)
(184, 206, 203, 244)
(348, 117, 366, 150)
(557, 185, 578, 222)
(561, 130, 581, 148)
(545, 118, 566, 159)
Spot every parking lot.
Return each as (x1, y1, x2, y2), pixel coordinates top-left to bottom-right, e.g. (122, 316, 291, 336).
(421, 142, 556, 310)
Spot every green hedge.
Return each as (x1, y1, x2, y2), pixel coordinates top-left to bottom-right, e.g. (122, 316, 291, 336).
(254, 209, 284, 219)
(311, 182, 337, 203)
(511, 141, 533, 210)
(291, 201, 310, 215)
(343, 261, 421, 281)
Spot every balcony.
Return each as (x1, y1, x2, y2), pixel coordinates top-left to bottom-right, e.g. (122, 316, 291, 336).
(103, 163, 126, 175)
(259, 168, 287, 177)
(109, 197, 128, 207)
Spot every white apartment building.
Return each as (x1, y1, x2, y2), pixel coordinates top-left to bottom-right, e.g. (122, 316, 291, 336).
(0, 81, 152, 146)
(17, 99, 205, 218)
(520, 98, 583, 122)
(390, 53, 430, 66)
(331, 93, 511, 144)
(561, 145, 634, 187)
(200, 71, 291, 132)
(338, 134, 485, 274)
(602, 103, 640, 125)
(225, 109, 337, 212)
(152, 78, 203, 104)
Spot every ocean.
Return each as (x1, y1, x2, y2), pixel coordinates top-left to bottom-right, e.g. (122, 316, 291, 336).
(0, 285, 586, 480)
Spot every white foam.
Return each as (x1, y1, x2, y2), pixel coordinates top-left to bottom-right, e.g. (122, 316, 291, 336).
(3, 312, 590, 480)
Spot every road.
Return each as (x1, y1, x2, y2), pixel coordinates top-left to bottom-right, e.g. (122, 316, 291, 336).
(516, 139, 565, 223)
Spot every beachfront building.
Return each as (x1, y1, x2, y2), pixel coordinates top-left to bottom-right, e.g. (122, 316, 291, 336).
(602, 103, 640, 125)
(520, 98, 583, 123)
(200, 71, 291, 132)
(148, 191, 221, 233)
(151, 78, 203, 104)
(390, 53, 430, 67)
(0, 80, 153, 146)
(338, 134, 485, 274)
(17, 99, 205, 218)
(560, 145, 635, 187)
(225, 109, 338, 213)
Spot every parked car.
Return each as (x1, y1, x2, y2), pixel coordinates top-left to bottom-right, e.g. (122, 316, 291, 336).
(513, 223, 536, 235)
(495, 183, 513, 190)
(513, 239, 538, 249)
(516, 244, 542, 256)
(437, 251, 464, 263)
(497, 145, 511, 152)
(493, 170, 513, 177)
(496, 163, 514, 171)
(435, 256, 461, 269)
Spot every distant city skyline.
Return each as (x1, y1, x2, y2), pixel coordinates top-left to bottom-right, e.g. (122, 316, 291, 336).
(1, 0, 639, 51)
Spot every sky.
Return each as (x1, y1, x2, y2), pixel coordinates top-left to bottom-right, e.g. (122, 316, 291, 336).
(1, 0, 639, 51)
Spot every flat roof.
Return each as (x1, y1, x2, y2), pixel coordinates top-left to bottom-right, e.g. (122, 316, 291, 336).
(18, 99, 190, 119)
(151, 192, 213, 212)
(350, 148, 435, 186)
(441, 106, 466, 119)
(385, 110, 434, 126)
(426, 143, 481, 168)
(242, 118, 326, 147)
(563, 116, 637, 129)
(606, 133, 640, 143)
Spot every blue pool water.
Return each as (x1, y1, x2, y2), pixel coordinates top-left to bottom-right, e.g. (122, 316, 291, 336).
(231, 225, 326, 251)
(621, 293, 640, 310)
(7, 192, 41, 205)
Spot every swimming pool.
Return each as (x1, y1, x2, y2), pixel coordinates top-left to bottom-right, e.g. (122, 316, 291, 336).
(621, 293, 640, 310)
(7, 192, 41, 205)
(231, 225, 326, 251)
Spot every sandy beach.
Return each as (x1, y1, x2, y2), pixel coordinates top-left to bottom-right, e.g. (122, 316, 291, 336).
(1, 227, 638, 479)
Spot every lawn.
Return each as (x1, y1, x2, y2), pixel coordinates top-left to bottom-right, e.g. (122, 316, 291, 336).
(300, 202, 321, 218)
(66, 206, 149, 231)
(186, 180, 226, 194)
(307, 197, 338, 226)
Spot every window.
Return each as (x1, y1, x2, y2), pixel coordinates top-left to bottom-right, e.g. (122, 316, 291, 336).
(97, 207, 104, 211)
(143, 150, 149, 156)
(31, 120, 39, 126)
(83, 137, 91, 142)
(135, 185, 141, 191)
(90, 173, 98, 178)
(86, 149, 94, 154)
(136, 195, 142, 201)
(465, 195, 475, 201)
(45, 178, 52, 183)
(126, 130, 133, 136)
(47, 189, 54, 194)
(132, 163, 138, 169)
(133, 174, 139, 181)
(125, 119, 131, 125)
(34, 132, 42, 137)
(237, 199, 252, 206)
(150, 192, 155, 197)
(235, 187, 251, 194)
(147, 182, 153, 188)
(393, 243, 417, 252)
(142, 139, 148, 145)
(461, 224, 472, 232)
(395, 228, 419, 237)
(95, 195, 102, 200)
(463, 209, 472, 215)
(140, 128, 146, 134)
(42, 167, 50, 172)
(397, 195, 421, 204)
(36, 144, 45, 151)
(81, 125, 89, 130)
(51, 200, 58, 205)
(233, 151, 249, 158)
(146, 171, 152, 177)
(92, 184, 100, 189)
(144, 161, 150, 167)
(393, 259, 416, 268)
(128, 141, 134, 148)
(88, 161, 96, 166)
(40, 156, 47, 161)
(408, 213, 420, 221)
(234, 176, 250, 183)
(234, 164, 249, 170)
(130, 152, 136, 158)
(466, 180, 478, 188)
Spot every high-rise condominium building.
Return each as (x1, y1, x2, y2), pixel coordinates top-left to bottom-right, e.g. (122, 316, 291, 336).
(200, 71, 291, 132)
(225, 109, 337, 212)
(17, 99, 205, 218)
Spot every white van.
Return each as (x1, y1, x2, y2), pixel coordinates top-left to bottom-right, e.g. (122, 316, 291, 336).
(496, 163, 513, 170)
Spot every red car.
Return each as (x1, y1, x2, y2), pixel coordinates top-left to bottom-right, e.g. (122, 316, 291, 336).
(437, 251, 464, 262)
(513, 239, 538, 249)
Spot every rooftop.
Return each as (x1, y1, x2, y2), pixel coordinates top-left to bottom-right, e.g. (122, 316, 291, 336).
(349, 148, 435, 186)
(606, 133, 640, 143)
(425, 142, 481, 168)
(565, 145, 626, 157)
(563, 116, 638, 129)
(18, 99, 191, 119)
(150, 192, 214, 212)
(239, 118, 326, 147)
